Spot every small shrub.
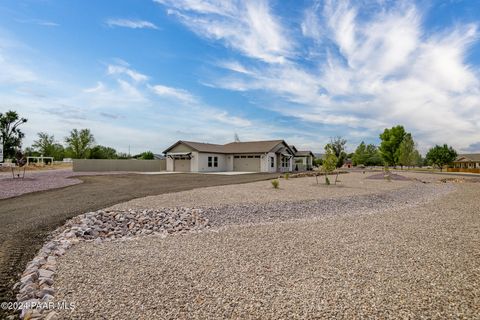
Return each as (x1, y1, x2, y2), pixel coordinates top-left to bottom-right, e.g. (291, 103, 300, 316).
(271, 179, 280, 189)
(284, 173, 290, 180)
(325, 176, 330, 185)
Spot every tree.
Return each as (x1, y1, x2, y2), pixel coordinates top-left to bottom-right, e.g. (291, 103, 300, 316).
(135, 151, 154, 160)
(352, 142, 367, 166)
(0, 110, 27, 159)
(325, 136, 347, 168)
(65, 129, 95, 159)
(379, 125, 407, 167)
(32, 132, 66, 161)
(425, 144, 457, 172)
(352, 142, 383, 166)
(89, 145, 118, 159)
(322, 145, 338, 185)
(398, 133, 418, 168)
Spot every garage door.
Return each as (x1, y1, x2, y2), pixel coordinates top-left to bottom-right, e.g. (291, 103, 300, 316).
(233, 156, 261, 172)
(174, 159, 191, 172)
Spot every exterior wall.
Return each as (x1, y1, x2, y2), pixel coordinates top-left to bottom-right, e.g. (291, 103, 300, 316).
(73, 159, 166, 172)
(266, 152, 277, 173)
(166, 157, 174, 171)
(169, 144, 194, 153)
(196, 153, 227, 172)
(226, 154, 234, 171)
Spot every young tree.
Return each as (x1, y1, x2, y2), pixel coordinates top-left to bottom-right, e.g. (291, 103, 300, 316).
(425, 144, 457, 172)
(379, 125, 407, 167)
(322, 145, 338, 185)
(398, 133, 417, 168)
(32, 132, 54, 156)
(325, 136, 347, 168)
(65, 129, 95, 159)
(0, 110, 27, 158)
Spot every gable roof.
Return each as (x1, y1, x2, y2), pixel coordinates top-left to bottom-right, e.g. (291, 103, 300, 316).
(164, 140, 294, 154)
(455, 153, 480, 162)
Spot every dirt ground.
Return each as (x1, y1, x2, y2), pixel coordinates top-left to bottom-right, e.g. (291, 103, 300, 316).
(0, 172, 276, 317)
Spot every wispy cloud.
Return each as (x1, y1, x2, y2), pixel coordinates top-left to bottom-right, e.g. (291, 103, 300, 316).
(107, 64, 149, 82)
(105, 18, 158, 30)
(149, 84, 197, 104)
(155, 0, 292, 63)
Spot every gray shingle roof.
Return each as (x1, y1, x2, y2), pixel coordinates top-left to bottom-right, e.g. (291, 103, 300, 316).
(164, 140, 293, 154)
(455, 154, 480, 161)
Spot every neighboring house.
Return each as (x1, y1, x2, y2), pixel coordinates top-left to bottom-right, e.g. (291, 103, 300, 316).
(342, 158, 353, 168)
(449, 154, 480, 173)
(163, 140, 295, 173)
(290, 145, 315, 171)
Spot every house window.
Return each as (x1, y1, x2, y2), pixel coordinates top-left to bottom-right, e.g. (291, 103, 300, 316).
(214, 156, 218, 167)
(254, 155, 260, 158)
(208, 156, 218, 167)
(234, 156, 240, 158)
(270, 156, 274, 168)
(208, 156, 212, 167)
(282, 157, 289, 167)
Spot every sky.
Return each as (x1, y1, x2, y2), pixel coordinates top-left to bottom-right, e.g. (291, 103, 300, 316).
(0, 0, 479, 155)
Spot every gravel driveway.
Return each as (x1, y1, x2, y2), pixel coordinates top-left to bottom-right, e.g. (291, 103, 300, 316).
(53, 174, 479, 319)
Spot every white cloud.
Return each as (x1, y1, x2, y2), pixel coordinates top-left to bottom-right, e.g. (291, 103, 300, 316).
(155, 0, 292, 63)
(107, 64, 149, 82)
(106, 18, 158, 30)
(150, 84, 197, 104)
(213, 111, 252, 127)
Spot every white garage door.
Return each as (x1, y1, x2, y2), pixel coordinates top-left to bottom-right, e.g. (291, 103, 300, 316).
(233, 155, 261, 172)
(174, 159, 191, 172)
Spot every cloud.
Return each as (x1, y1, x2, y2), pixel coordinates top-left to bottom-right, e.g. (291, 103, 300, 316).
(155, 0, 292, 63)
(107, 64, 149, 82)
(150, 84, 197, 104)
(184, 0, 480, 152)
(213, 111, 252, 127)
(105, 18, 158, 30)
(16, 19, 59, 27)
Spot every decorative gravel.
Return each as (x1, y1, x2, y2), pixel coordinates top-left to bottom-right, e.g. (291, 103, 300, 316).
(52, 180, 479, 319)
(14, 208, 209, 320)
(0, 169, 125, 199)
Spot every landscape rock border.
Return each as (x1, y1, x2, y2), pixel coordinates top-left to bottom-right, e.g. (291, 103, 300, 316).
(14, 208, 209, 319)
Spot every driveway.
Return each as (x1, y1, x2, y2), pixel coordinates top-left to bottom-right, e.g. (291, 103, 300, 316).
(0, 172, 277, 316)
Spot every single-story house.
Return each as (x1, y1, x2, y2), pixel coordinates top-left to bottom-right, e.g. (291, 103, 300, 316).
(163, 140, 295, 173)
(449, 154, 480, 173)
(290, 145, 315, 171)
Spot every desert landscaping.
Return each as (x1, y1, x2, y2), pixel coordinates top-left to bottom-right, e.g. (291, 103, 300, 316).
(9, 170, 479, 319)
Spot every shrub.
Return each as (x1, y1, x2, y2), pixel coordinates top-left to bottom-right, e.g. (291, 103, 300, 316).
(325, 176, 330, 185)
(271, 179, 280, 189)
(284, 172, 290, 180)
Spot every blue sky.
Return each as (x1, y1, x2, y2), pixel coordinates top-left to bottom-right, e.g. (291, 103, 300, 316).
(0, 0, 479, 154)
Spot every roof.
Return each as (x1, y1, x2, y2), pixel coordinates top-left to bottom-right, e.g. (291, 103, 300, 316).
(295, 150, 315, 157)
(289, 145, 298, 153)
(164, 140, 294, 154)
(455, 153, 480, 162)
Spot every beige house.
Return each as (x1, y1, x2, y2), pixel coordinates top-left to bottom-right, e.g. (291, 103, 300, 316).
(449, 154, 480, 173)
(290, 145, 315, 171)
(163, 140, 295, 173)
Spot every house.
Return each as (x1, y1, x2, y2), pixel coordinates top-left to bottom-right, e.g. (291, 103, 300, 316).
(163, 140, 295, 173)
(290, 145, 315, 171)
(342, 158, 353, 168)
(449, 154, 480, 173)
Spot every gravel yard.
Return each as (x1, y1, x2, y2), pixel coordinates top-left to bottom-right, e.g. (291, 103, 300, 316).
(111, 172, 425, 210)
(49, 173, 480, 319)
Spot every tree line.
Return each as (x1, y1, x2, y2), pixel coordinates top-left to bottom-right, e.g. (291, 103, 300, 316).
(0, 110, 154, 160)
(317, 125, 458, 172)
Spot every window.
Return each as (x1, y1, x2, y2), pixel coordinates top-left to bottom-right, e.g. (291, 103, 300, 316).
(270, 156, 274, 168)
(208, 156, 212, 167)
(254, 155, 260, 158)
(282, 157, 289, 167)
(234, 156, 240, 158)
(213, 156, 218, 167)
(208, 156, 218, 167)
(247, 155, 253, 158)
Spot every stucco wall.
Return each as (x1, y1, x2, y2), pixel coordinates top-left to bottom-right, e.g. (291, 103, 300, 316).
(196, 153, 227, 172)
(73, 159, 166, 172)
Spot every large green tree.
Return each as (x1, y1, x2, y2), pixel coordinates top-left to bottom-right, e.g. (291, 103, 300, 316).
(379, 125, 407, 167)
(425, 144, 457, 172)
(325, 136, 347, 168)
(32, 132, 65, 161)
(0, 110, 27, 158)
(352, 142, 383, 166)
(65, 129, 95, 159)
(89, 145, 118, 159)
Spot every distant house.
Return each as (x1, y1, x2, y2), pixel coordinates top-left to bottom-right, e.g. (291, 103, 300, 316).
(163, 140, 295, 173)
(290, 145, 315, 171)
(342, 159, 353, 168)
(449, 154, 480, 173)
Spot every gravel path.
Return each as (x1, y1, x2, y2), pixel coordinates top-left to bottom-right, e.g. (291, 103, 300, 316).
(51, 174, 480, 319)
(0, 169, 128, 199)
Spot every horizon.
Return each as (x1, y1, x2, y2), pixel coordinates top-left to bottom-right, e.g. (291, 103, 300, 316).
(1, 0, 479, 155)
